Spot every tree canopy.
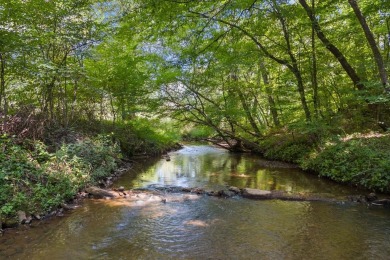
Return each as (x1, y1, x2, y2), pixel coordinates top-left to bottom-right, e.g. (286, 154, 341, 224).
(1, 0, 389, 148)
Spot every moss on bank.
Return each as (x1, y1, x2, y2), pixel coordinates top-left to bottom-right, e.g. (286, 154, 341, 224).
(258, 132, 390, 193)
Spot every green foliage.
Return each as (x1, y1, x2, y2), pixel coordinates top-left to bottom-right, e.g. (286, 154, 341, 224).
(183, 126, 215, 140)
(303, 135, 390, 192)
(53, 134, 121, 183)
(259, 133, 314, 163)
(113, 119, 180, 156)
(0, 134, 121, 220)
(259, 130, 390, 192)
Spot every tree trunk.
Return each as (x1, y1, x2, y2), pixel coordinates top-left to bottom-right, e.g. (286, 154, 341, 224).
(0, 53, 5, 109)
(259, 60, 280, 126)
(272, 1, 311, 121)
(299, 0, 365, 90)
(0, 52, 7, 132)
(237, 89, 262, 136)
(70, 78, 78, 122)
(311, 0, 320, 118)
(348, 0, 388, 91)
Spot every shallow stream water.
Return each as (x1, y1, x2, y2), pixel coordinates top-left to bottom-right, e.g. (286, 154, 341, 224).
(1, 145, 390, 259)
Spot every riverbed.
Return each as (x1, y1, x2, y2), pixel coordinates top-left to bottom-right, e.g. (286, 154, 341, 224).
(1, 145, 390, 259)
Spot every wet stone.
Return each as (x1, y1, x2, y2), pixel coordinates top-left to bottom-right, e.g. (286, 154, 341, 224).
(85, 186, 117, 199)
(17, 211, 27, 224)
(220, 190, 236, 198)
(228, 186, 241, 194)
(191, 188, 205, 194)
(242, 188, 272, 199)
(371, 199, 390, 206)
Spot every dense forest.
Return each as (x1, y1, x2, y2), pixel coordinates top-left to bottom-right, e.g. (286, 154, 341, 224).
(1, 0, 389, 226)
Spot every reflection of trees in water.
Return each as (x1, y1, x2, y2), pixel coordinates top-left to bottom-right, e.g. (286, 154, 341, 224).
(229, 154, 242, 172)
(121, 146, 360, 196)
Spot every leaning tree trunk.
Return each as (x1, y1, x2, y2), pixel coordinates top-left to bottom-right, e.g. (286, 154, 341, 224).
(299, 0, 365, 91)
(259, 60, 280, 127)
(348, 0, 388, 92)
(272, 0, 311, 121)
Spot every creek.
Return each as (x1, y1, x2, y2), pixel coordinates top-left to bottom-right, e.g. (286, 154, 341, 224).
(1, 145, 390, 259)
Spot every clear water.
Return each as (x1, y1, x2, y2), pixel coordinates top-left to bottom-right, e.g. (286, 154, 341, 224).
(1, 145, 390, 259)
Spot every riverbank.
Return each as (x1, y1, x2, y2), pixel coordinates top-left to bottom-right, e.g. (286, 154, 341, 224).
(0, 130, 180, 231)
(256, 131, 390, 193)
(0, 134, 120, 230)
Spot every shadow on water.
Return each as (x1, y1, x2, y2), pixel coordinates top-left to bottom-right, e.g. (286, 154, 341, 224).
(1, 145, 390, 259)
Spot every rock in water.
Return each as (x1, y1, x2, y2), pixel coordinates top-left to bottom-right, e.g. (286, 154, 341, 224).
(220, 190, 236, 198)
(366, 193, 377, 202)
(242, 188, 272, 199)
(17, 211, 27, 224)
(85, 186, 117, 199)
(228, 186, 241, 194)
(371, 199, 390, 206)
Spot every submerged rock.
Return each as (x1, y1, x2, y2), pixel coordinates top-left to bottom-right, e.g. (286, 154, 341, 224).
(191, 187, 205, 194)
(206, 190, 219, 197)
(371, 199, 390, 206)
(61, 203, 79, 211)
(219, 190, 236, 198)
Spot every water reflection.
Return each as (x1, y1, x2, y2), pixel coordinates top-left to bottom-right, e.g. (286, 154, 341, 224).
(118, 145, 362, 198)
(1, 145, 390, 259)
